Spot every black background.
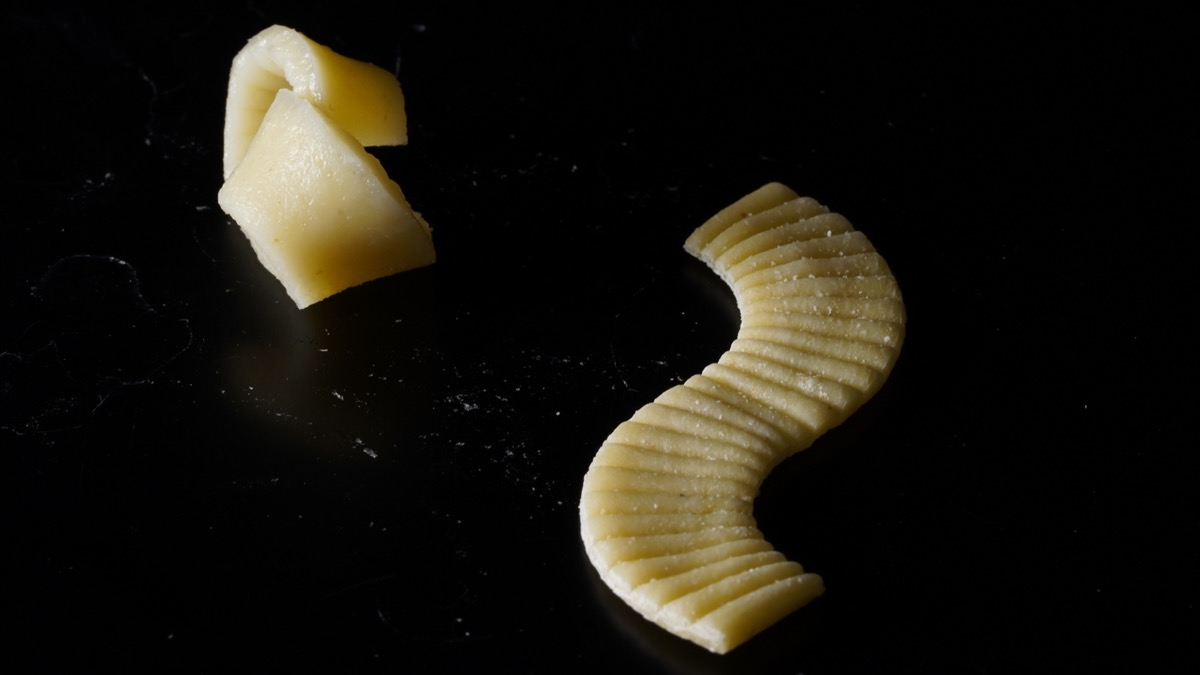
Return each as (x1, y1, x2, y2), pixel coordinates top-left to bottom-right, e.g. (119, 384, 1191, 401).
(3, 3, 1194, 673)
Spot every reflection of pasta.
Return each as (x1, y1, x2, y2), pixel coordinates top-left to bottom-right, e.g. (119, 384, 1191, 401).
(580, 183, 906, 654)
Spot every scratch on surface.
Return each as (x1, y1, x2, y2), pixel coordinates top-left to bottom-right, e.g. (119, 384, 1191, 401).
(1, 255, 194, 437)
(607, 274, 661, 392)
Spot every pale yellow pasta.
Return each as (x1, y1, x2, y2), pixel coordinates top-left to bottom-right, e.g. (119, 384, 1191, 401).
(580, 183, 905, 654)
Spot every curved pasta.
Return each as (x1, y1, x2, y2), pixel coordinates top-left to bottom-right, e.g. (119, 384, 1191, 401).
(579, 183, 905, 654)
(217, 25, 431, 309)
(222, 25, 407, 179)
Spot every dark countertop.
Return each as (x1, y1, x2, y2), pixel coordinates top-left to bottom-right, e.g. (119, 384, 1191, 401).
(3, 4, 1193, 673)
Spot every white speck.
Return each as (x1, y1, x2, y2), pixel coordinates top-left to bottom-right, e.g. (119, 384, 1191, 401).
(333, 390, 344, 400)
(363, 447, 378, 459)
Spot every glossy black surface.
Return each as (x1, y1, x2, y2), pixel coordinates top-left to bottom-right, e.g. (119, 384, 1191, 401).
(3, 4, 1193, 673)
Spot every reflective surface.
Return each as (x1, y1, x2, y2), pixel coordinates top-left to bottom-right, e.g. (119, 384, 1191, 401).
(3, 4, 1192, 673)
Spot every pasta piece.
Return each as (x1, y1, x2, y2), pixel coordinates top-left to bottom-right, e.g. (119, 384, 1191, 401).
(580, 183, 905, 653)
